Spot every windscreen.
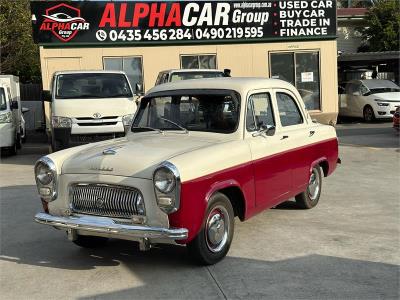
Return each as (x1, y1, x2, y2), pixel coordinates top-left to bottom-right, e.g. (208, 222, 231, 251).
(55, 73, 133, 99)
(0, 88, 6, 110)
(132, 91, 240, 134)
(369, 87, 400, 95)
(170, 72, 224, 82)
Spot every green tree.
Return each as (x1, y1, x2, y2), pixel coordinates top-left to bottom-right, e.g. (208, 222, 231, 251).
(0, 0, 41, 82)
(361, 0, 400, 52)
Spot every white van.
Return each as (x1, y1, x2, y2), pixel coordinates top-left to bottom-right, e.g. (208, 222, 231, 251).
(0, 82, 21, 155)
(43, 71, 138, 152)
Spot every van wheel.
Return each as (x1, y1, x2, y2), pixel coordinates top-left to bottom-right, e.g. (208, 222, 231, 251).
(295, 166, 322, 209)
(16, 133, 22, 149)
(73, 235, 109, 248)
(8, 142, 17, 156)
(187, 192, 234, 265)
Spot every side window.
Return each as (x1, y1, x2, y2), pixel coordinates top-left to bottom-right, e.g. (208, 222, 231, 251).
(246, 93, 275, 132)
(276, 92, 304, 127)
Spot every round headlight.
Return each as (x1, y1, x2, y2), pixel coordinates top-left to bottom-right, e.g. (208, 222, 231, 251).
(154, 167, 176, 193)
(35, 162, 54, 185)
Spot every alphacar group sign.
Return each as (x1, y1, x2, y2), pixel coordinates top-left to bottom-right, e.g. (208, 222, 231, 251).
(31, 0, 336, 46)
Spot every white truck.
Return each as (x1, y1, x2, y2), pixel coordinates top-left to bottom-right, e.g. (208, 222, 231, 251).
(0, 75, 26, 155)
(43, 71, 137, 152)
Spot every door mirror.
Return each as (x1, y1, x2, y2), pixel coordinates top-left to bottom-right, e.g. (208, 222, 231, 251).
(22, 107, 30, 114)
(135, 83, 144, 96)
(252, 124, 275, 137)
(42, 90, 52, 102)
(10, 100, 19, 110)
(352, 91, 361, 96)
(263, 124, 276, 136)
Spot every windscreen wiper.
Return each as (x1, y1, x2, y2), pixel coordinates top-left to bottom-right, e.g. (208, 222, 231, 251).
(131, 126, 163, 133)
(159, 117, 188, 133)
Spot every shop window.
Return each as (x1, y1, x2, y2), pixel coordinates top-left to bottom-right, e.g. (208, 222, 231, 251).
(181, 54, 217, 69)
(103, 56, 144, 92)
(270, 51, 321, 111)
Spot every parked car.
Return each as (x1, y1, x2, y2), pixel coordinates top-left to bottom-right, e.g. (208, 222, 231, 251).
(34, 78, 339, 265)
(339, 79, 400, 122)
(393, 107, 400, 132)
(155, 69, 228, 86)
(43, 71, 137, 152)
(0, 78, 23, 155)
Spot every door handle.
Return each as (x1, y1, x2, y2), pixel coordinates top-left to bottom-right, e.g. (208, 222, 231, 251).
(309, 130, 315, 136)
(281, 135, 289, 140)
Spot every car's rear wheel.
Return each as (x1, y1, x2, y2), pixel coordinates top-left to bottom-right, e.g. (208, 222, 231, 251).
(295, 166, 322, 209)
(363, 105, 375, 122)
(187, 192, 234, 265)
(72, 235, 109, 248)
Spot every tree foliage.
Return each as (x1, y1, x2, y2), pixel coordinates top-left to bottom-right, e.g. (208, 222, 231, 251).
(0, 0, 41, 82)
(361, 0, 400, 52)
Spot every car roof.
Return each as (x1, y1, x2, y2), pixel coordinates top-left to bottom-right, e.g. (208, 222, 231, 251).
(54, 70, 126, 76)
(161, 69, 224, 74)
(147, 77, 295, 95)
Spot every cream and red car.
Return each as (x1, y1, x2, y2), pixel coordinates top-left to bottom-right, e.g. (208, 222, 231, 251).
(34, 78, 339, 265)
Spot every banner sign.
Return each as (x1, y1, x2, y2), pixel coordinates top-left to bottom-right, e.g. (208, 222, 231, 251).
(31, 1, 337, 46)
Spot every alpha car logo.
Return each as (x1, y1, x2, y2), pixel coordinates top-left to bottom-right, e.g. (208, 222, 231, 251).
(39, 3, 90, 42)
(93, 113, 102, 119)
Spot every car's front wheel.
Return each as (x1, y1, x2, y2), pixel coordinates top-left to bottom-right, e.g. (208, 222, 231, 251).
(72, 235, 109, 248)
(363, 105, 375, 122)
(187, 192, 234, 265)
(295, 166, 322, 209)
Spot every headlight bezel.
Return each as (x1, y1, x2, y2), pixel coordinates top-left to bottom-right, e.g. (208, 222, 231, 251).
(34, 157, 58, 202)
(153, 162, 181, 214)
(52, 116, 72, 128)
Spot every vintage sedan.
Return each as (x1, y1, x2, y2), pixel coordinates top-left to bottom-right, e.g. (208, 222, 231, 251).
(34, 78, 339, 265)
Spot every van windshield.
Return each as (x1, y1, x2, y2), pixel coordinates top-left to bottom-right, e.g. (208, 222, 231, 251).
(132, 90, 240, 134)
(0, 88, 6, 110)
(55, 73, 133, 99)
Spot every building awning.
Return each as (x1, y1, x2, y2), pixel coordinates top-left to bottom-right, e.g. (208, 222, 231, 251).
(338, 51, 400, 63)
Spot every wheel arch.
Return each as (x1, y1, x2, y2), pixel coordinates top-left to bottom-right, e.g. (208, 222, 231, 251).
(206, 180, 246, 221)
(310, 157, 329, 177)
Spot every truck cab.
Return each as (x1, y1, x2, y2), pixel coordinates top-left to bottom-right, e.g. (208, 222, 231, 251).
(0, 76, 23, 155)
(44, 71, 137, 152)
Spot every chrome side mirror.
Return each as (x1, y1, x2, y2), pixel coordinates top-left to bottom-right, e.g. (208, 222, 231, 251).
(252, 125, 275, 137)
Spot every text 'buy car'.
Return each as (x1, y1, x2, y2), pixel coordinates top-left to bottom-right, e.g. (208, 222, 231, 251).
(34, 78, 339, 265)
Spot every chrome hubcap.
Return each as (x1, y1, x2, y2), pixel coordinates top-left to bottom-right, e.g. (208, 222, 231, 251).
(307, 169, 320, 201)
(205, 206, 229, 253)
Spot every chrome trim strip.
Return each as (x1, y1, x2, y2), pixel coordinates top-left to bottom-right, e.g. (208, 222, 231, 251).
(34, 212, 188, 240)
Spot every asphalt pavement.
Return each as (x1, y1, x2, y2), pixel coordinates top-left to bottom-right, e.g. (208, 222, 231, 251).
(0, 122, 399, 299)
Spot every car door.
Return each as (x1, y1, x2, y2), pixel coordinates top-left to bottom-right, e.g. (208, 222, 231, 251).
(245, 90, 292, 209)
(274, 89, 311, 193)
(348, 81, 365, 117)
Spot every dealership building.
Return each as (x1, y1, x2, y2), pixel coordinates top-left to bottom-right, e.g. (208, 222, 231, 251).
(31, 0, 339, 125)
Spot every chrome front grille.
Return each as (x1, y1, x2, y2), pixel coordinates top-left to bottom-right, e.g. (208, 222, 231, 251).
(70, 183, 144, 218)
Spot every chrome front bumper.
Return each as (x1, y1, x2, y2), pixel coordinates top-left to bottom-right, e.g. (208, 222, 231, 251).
(34, 212, 188, 240)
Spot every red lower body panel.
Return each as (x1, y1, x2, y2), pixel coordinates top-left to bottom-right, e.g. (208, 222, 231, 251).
(169, 138, 338, 243)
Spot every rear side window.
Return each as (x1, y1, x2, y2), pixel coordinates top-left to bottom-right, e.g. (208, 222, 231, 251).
(276, 92, 303, 126)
